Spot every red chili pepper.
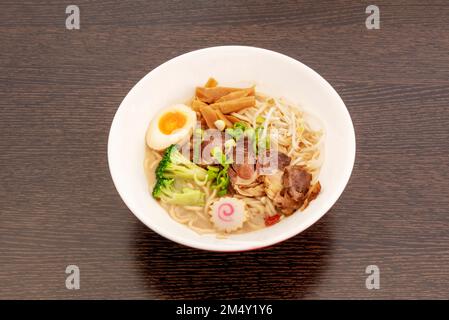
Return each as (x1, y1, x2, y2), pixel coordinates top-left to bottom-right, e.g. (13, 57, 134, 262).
(264, 214, 281, 226)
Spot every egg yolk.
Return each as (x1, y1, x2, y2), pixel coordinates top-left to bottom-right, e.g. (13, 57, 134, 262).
(158, 111, 187, 135)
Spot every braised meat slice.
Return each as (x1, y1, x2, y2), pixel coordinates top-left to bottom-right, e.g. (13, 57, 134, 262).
(257, 150, 291, 174)
(277, 152, 292, 171)
(273, 189, 300, 215)
(228, 166, 238, 184)
(300, 181, 321, 211)
(231, 139, 256, 180)
(232, 163, 255, 180)
(283, 165, 312, 202)
(272, 165, 316, 215)
(227, 140, 263, 197)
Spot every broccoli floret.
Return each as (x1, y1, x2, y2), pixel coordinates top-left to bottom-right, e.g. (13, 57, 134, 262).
(156, 144, 208, 182)
(152, 145, 208, 205)
(152, 178, 205, 206)
(152, 177, 172, 199)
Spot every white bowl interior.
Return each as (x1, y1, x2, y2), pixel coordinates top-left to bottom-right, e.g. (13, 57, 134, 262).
(108, 46, 355, 251)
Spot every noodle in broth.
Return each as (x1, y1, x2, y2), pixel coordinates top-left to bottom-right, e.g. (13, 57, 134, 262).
(144, 91, 324, 236)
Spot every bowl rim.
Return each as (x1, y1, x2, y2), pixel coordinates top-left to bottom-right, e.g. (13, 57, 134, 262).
(108, 45, 356, 252)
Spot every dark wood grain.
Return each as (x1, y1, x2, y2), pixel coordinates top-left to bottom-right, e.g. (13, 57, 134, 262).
(0, 0, 448, 299)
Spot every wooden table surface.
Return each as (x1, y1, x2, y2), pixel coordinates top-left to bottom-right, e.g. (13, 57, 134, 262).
(1, 0, 448, 299)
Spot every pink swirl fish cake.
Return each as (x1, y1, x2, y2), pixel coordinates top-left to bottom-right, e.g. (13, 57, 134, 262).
(210, 197, 247, 232)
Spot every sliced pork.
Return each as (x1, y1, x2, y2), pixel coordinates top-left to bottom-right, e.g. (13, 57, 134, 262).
(283, 165, 312, 202)
(272, 165, 315, 215)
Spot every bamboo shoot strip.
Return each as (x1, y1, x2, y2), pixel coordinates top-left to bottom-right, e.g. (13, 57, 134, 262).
(215, 109, 233, 128)
(195, 86, 241, 103)
(204, 77, 218, 88)
(226, 115, 246, 125)
(211, 96, 256, 114)
(191, 98, 208, 112)
(199, 105, 219, 129)
(216, 87, 255, 102)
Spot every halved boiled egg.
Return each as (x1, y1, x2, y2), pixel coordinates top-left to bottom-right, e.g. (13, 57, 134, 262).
(146, 104, 196, 151)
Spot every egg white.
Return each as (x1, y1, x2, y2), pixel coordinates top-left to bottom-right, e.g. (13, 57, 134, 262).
(146, 104, 196, 151)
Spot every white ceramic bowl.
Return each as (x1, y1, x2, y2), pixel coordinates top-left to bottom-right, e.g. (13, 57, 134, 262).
(108, 46, 355, 252)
